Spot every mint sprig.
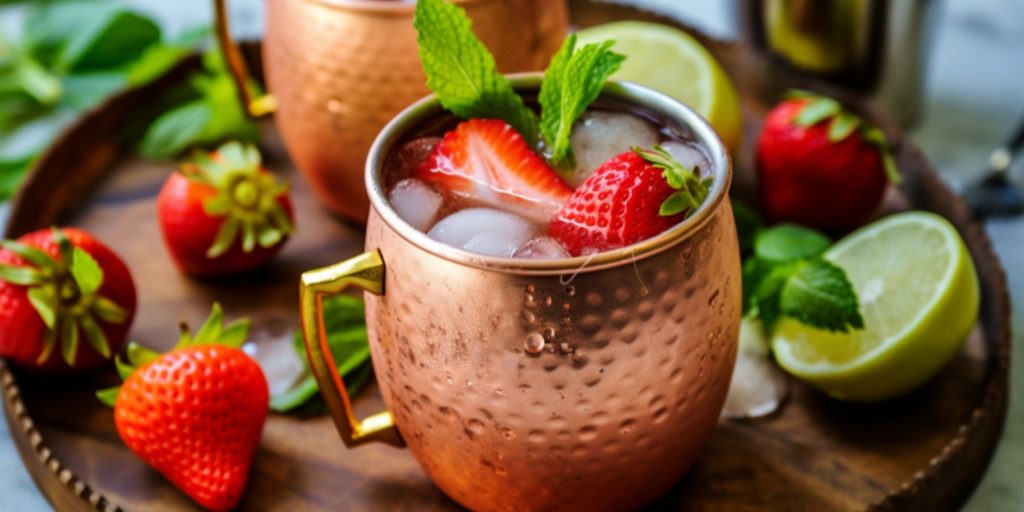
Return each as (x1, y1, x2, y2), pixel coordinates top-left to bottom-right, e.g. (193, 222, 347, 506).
(539, 34, 624, 170)
(413, 0, 539, 145)
(741, 221, 863, 334)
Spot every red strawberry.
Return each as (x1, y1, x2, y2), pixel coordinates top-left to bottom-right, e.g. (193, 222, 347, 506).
(0, 227, 135, 371)
(416, 118, 572, 220)
(100, 304, 267, 512)
(158, 142, 294, 277)
(756, 92, 900, 233)
(549, 147, 711, 256)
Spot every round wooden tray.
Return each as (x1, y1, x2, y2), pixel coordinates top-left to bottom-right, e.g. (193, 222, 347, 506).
(1, 2, 1010, 511)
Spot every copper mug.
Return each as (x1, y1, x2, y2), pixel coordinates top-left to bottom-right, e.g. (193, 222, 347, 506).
(213, 0, 568, 222)
(299, 76, 742, 510)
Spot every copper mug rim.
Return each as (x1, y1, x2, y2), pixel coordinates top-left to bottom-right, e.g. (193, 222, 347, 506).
(365, 72, 733, 275)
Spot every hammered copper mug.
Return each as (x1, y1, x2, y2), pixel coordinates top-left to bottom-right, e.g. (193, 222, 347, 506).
(213, 0, 568, 222)
(299, 76, 742, 510)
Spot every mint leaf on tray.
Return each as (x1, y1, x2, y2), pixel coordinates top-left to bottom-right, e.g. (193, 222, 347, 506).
(738, 218, 863, 335)
(270, 295, 372, 413)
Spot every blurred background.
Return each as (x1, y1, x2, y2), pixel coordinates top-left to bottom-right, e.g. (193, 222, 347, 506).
(0, 0, 1021, 510)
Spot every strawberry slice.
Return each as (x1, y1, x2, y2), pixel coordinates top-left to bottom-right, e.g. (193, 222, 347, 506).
(416, 119, 572, 220)
(549, 147, 711, 256)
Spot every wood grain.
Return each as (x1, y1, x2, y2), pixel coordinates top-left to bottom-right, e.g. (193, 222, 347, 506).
(0, 2, 1010, 511)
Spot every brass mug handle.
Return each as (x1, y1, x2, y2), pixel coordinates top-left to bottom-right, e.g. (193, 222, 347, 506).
(299, 250, 404, 447)
(212, 0, 278, 117)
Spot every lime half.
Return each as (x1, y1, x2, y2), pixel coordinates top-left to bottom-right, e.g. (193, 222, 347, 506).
(576, 21, 742, 154)
(771, 212, 980, 401)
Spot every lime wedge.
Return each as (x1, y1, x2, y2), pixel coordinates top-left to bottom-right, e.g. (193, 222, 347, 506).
(771, 212, 980, 401)
(576, 21, 742, 154)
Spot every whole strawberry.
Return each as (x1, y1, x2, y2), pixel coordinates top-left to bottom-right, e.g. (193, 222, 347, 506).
(549, 146, 711, 256)
(0, 227, 135, 371)
(158, 142, 294, 277)
(756, 91, 900, 233)
(98, 304, 266, 511)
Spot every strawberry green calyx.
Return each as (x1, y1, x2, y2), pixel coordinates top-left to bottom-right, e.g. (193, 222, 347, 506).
(184, 142, 293, 259)
(633, 145, 713, 217)
(0, 228, 128, 366)
(787, 90, 902, 185)
(96, 303, 251, 406)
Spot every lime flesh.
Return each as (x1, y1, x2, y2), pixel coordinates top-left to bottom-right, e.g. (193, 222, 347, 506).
(771, 212, 980, 402)
(576, 21, 742, 154)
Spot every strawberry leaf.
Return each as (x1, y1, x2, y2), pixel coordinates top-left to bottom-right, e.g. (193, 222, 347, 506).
(79, 314, 111, 358)
(0, 240, 57, 271)
(36, 327, 57, 365)
(95, 386, 120, 407)
(633, 145, 711, 218)
(60, 317, 80, 365)
(827, 112, 860, 143)
(115, 354, 135, 380)
(207, 216, 240, 258)
(126, 341, 160, 367)
(92, 296, 128, 324)
(52, 227, 74, 271)
(27, 286, 57, 329)
(219, 319, 251, 349)
(193, 302, 224, 344)
(0, 264, 45, 286)
(794, 97, 841, 127)
(70, 247, 103, 296)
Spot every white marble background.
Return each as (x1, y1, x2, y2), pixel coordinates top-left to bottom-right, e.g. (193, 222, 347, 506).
(1, 0, 1022, 510)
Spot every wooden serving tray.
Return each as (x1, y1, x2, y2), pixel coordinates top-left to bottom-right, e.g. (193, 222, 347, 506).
(1, 2, 1010, 511)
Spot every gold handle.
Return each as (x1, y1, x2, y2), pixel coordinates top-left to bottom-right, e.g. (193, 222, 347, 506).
(212, 0, 278, 117)
(299, 250, 404, 447)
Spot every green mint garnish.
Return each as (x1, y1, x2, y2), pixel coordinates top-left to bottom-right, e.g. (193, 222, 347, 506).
(633, 144, 712, 217)
(538, 34, 624, 171)
(787, 89, 901, 184)
(413, 0, 539, 145)
(740, 223, 863, 335)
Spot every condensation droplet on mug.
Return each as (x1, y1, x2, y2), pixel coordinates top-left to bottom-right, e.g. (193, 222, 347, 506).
(525, 333, 546, 354)
(542, 327, 556, 340)
(565, 285, 576, 297)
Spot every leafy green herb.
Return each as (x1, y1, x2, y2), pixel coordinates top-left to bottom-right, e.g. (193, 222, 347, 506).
(732, 200, 763, 255)
(270, 295, 372, 413)
(136, 48, 261, 158)
(538, 34, 624, 170)
(740, 222, 863, 334)
(0, 1, 204, 200)
(632, 144, 712, 217)
(413, 0, 538, 145)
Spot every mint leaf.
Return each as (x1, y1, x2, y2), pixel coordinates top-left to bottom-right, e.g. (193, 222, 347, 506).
(779, 258, 863, 332)
(754, 224, 830, 262)
(750, 261, 795, 332)
(272, 295, 371, 413)
(57, 10, 161, 73)
(539, 35, 624, 170)
(413, 0, 538, 144)
(70, 246, 103, 296)
(732, 200, 763, 255)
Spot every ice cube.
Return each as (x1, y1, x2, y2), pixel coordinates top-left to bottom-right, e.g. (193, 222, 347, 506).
(569, 111, 659, 186)
(387, 178, 444, 231)
(661, 141, 710, 176)
(428, 208, 536, 257)
(242, 318, 305, 396)
(385, 136, 441, 184)
(513, 236, 571, 259)
(721, 320, 788, 419)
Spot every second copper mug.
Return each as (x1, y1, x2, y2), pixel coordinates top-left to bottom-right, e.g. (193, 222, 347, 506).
(214, 0, 568, 222)
(299, 75, 742, 510)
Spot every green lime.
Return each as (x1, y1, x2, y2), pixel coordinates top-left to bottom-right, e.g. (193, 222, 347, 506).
(771, 212, 980, 401)
(576, 21, 743, 154)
